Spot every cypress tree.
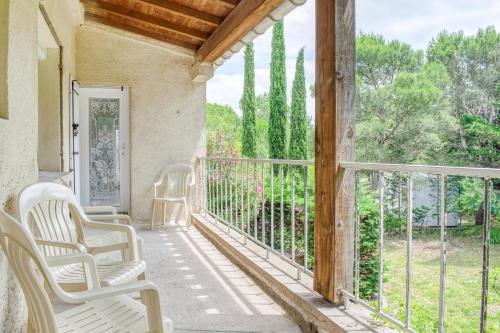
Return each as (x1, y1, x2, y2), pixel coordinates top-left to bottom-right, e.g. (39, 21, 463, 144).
(268, 20, 287, 160)
(241, 42, 257, 158)
(289, 48, 308, 161)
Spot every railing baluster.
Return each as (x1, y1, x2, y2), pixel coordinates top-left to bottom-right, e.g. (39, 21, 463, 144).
(241, 160, 244, 232)
(234, 161, 238, 230)
(254, 162, 258, 239)
(378, 171, 384, 312)
(246, 161, 250, 243)
(304, 165, 308, 272)
(438, 174, 447, 333)
(480, 177, 491, 333)
(280, 164, 285, 256)
(354, 171, 360, 298)
(291, 166, 297, 278)
(228, 162, 232, 232)
(406, 173, 413, 328)
(216, 162, 220, 220)
(261, 163, 267, 256)
(271, 164, 275, 251)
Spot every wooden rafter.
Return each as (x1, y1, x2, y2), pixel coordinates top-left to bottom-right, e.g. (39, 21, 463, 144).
(81, 0, 209, 41)
(135, 0, 222, 27)
(85, 12, 199, 50)
(218, 0, 239, 9)
(196, 0, 282, 63)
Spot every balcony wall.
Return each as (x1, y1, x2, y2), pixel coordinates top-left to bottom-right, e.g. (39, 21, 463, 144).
(76, 24, 206, 220)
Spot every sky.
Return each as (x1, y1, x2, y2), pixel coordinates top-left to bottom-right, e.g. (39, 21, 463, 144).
(207, 0, 500, 119)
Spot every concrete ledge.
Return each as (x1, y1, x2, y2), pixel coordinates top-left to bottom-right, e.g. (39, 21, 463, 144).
(191, 213, 395, 333)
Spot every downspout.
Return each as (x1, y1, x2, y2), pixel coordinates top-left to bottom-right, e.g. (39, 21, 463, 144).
(39, 4, 65, 171)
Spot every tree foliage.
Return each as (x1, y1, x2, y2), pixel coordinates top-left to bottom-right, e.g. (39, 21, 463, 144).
(241, 42, 257, 158)
(289, 48, 308, 161)
(206, 103, 240, 157)
(268, 20, 288, 159)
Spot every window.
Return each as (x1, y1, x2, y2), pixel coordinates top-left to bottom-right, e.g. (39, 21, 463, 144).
(0, 0, 8, 119)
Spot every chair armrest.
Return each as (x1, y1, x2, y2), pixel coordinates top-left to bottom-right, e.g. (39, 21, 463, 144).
(34, 238, 86, 253)
(70, 280, 166, 332)
(82, 220, 139, 261)
(46, 253, 100, 289)
(83, 206, 117, 215)
(86, 214, 133, 225)
(153, 179, 163, 198)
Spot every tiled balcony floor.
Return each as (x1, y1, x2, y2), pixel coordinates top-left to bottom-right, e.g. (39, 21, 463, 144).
(134, 222, 302, 333)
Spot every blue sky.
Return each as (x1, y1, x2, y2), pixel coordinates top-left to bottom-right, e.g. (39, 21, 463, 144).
(207, 0, 500, 119)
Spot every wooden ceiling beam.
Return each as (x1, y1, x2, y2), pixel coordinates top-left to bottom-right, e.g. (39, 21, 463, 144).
(218, 0, 239, 9)
(135, 0, 222, 27)
(85, 12, 199, 50)
(81, 0, 209, 41)
(196, 0, 282, 63)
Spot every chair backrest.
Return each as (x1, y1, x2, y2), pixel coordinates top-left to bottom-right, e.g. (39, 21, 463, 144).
(0, 210, 60, 332)
(17, 182, 85, 256)
(160, 164, 195, 198)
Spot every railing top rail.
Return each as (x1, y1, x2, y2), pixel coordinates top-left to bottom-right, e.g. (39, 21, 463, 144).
(340, 161, 500, 178)
(201, 157, 314, 167)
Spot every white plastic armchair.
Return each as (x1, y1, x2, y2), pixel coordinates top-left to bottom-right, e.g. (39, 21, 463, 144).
(151, 164, 195, 230)
(0, 210, 173, 333)
(17, 182, 145, 291)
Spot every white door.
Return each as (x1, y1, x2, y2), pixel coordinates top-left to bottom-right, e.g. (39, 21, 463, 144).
(71, 80, 81, 201)
(79, 87, 130, 213)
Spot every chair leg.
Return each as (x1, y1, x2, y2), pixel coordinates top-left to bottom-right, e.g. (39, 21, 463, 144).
(162, 202, 167, 225)
(151, 201, 157, 230)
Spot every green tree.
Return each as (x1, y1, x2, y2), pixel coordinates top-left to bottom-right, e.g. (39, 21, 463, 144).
(355, 33, 451, 164)
(255, 93, 270, 158)
(268, 20, 288, 160)
(206, 103, 241, 157)
(289, 48, 308, 161)
(427, 26, 499, 167)
(241, 42, 257, 158)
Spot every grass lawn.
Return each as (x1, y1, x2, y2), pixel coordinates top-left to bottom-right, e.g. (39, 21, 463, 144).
(382, 227, 499, 332)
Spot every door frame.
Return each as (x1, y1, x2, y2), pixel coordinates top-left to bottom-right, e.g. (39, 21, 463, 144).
(79, 86, 131, 213)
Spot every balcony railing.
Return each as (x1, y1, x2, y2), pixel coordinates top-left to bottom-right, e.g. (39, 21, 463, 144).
(198, 157, 314, 278)
(197, 157, 499, 333)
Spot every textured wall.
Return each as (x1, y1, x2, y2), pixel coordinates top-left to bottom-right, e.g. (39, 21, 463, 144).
(38, 49, 61, 171)
(0, 0, 38, 331)
(0, 0, 7, 120)
(76, 24, 206, 221)
(0, 1, 82, 331)
(39, 0, 83, 172)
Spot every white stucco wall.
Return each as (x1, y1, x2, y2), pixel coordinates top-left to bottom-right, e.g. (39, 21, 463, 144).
(0, 0, 7, 120)
(0, 0, 38, 331)
(39, 0, 83, 172)
(38, 49, 61, 171)
(76, 24, 206, 221)
(0, 2, 82, 331)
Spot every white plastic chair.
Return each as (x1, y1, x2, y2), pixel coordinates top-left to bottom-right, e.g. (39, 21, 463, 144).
(151, 164, 195, 230)
(0, 210, 173, 333)
(17, 182, 145, 291)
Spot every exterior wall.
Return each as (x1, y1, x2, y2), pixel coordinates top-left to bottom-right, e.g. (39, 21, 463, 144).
(0, 0, 7, 120)
(38, 49, 61, 171)
(0, 1, 82, 331)
(39, 0, 83, 172)
(0, 1, 38, 331)
(76, 24, 206, 221)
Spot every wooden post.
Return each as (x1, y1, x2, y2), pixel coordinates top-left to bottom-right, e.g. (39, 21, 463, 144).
(314, 0, 355, 303)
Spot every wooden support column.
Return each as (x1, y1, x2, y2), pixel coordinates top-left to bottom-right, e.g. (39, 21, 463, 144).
(314, 0, 355, 303)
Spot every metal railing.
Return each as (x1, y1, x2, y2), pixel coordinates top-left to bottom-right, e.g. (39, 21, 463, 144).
(198, 157, 314, 278)
(197, 158, 498, 332)
(339, 162, 500, 333)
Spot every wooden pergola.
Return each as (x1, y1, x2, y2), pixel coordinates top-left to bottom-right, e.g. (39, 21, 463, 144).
(79, 0, 355, 304)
